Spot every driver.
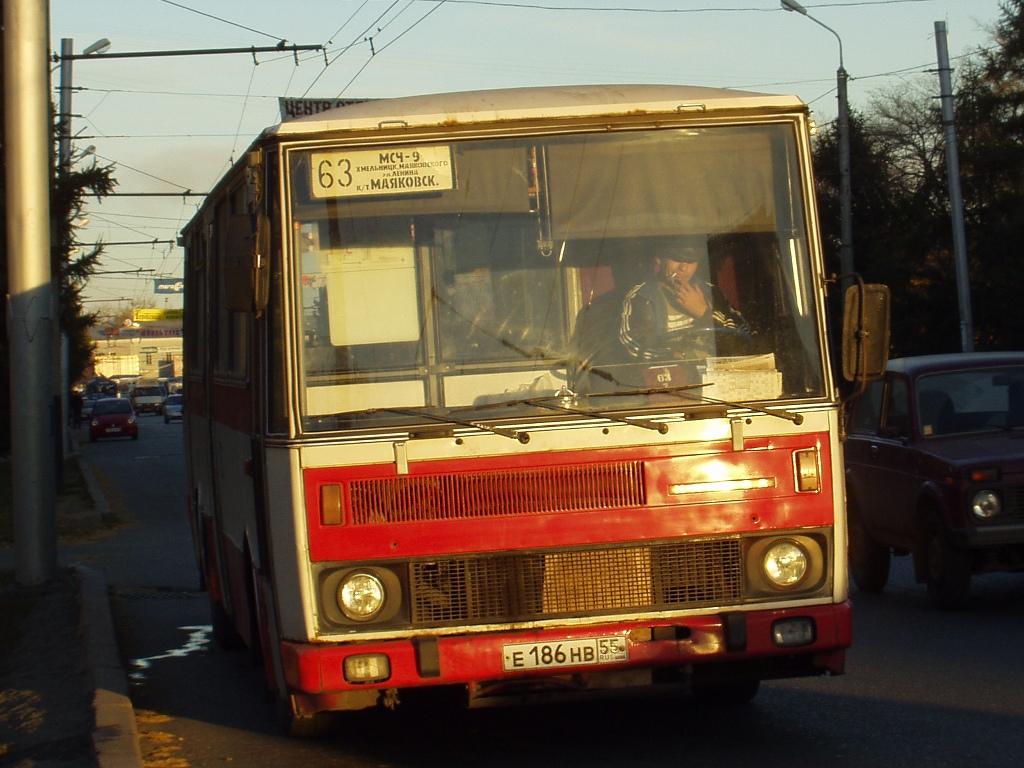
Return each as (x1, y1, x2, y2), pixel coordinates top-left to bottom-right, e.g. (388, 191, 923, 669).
(619, 234, 749, 360)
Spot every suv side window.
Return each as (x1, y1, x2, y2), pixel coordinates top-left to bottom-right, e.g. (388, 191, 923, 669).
(849, 379, 884, 434)
(880, 376, 910, 439)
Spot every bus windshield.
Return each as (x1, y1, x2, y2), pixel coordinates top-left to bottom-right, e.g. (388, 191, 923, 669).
(286, 123, 825, 432)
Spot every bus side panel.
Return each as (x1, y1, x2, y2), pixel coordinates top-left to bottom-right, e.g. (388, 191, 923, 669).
(264, 446, 317, 641)
(828, 409, 850, 601)
(210, 413, 258, 637)
(183, 406, 216, 590)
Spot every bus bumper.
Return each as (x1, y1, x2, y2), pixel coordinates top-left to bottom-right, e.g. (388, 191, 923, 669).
(280, 601, 851, 712)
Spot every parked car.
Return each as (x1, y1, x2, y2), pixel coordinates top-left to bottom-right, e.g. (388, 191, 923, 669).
(89, 397, 139, 442)
(163, 394, 183, 423)
(81, 396, 99, 420)
(844, 352, 1024, 609)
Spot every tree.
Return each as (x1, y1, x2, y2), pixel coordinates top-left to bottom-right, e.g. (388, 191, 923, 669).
(51, 159, 117, 383)
(812, 106, 958, 356)
(813, 0, 1024, 356)
(957, 0, 1024, 349)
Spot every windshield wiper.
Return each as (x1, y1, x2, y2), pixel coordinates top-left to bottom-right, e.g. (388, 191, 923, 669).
(452, 388, 671, 434)
(573, 382, 802, 428)
(366, 406, 530, 444)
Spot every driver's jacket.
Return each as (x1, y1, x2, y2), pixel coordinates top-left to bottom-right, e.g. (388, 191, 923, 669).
(619, 279, 750, 360)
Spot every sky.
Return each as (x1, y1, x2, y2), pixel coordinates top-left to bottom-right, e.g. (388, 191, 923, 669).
(49, 0, 1008, 317)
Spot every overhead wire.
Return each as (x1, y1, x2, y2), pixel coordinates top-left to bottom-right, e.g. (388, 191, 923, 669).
(71, 0, 996, 301)
(300, 0, 405, 97)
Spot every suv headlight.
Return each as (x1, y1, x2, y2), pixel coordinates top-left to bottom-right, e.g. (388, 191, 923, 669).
(971, 490, 1001, 520)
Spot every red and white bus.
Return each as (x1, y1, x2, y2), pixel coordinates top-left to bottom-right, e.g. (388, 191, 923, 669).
(181, 84, 888, 734)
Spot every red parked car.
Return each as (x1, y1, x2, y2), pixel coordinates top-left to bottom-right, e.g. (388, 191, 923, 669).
(89, 397, 139, 442)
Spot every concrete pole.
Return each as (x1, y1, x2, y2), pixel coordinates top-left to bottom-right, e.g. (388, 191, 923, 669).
(935, 21, 974, 353)
(4, 0, 58, 585)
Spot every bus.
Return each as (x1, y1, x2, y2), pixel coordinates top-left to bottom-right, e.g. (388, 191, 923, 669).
(180, 84, 889, 735)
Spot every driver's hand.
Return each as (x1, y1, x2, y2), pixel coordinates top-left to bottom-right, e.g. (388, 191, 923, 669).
(670, 279, 709, 318)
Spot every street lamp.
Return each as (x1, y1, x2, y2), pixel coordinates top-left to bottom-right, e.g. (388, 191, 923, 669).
(781, 0, 853, 281)
(56, 38, 110, 460)
(58, 38, 109, 169)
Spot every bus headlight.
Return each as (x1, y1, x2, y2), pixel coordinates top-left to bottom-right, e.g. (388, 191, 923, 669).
(337, 571, 386, 620)
(763, 540, 809, 587)
(971, 490, 1001, 520)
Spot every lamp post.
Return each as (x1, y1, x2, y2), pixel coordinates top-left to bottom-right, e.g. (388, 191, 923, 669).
(57, 38, 110, 169)
(781, 0, 853, 281)
(56, 38, 110, 460)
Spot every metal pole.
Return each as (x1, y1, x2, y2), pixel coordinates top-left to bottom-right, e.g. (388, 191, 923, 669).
(935, 21, 974, 353)
(837, 66, 854, 280)
(781, 1, 853, 279)
(58, 38, 73, 167)
(4, 0, 58, 585)
(57, 40, 73, 460)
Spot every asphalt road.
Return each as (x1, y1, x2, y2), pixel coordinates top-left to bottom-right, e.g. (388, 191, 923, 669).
(76, 421, 1024, 767)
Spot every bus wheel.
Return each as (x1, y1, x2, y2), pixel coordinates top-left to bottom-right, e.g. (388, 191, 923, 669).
(691, 678, 760, 705)
(847, 499, 890, 593)
(277, 700, 336, 739)
(210, 598, 244, 650)
(921, 514, 972, 610)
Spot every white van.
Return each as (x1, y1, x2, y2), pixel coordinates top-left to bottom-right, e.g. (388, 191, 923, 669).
(130, 380, 166, 415)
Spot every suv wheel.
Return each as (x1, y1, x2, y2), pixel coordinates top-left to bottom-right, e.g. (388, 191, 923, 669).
(921, 513, 972, 610)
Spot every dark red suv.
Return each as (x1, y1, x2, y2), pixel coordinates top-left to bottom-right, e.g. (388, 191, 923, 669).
(844, 352, 1024, 609)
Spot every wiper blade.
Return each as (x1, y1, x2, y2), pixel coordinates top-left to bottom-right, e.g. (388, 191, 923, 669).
(367, 406, 530, 444)
(454, 392, 669, 434)
(578, 382, 805, 425)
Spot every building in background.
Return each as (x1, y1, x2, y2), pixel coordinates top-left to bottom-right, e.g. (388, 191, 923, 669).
(86, 308, 183, 381)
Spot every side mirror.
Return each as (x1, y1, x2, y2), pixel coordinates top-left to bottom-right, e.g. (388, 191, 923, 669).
(842, 282, 890, 383)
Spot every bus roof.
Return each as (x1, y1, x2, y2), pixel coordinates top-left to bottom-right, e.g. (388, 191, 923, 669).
(271, 84, 806, 138)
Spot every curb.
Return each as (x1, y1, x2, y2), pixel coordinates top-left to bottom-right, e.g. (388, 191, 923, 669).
(76, 565, 144, 768)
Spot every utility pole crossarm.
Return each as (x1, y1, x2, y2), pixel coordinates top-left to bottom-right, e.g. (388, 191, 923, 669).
(53, 44, 323, 62)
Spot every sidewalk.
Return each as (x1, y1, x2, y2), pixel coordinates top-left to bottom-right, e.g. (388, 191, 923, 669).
(0, 451, 143, 768)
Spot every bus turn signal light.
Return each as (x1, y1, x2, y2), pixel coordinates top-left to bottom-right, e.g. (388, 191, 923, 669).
(320, 483, 343, 526)
(794, 449, 820, 492)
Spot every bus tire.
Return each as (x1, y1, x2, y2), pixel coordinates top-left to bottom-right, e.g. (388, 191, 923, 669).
(210, 598, 245, 650)
(847, 499, 890, 593)
(691, 678, 760, 705)
(277, 700, 336, 739)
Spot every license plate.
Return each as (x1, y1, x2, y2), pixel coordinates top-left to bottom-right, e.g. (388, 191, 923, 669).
(502, 636, 628, 671)
(106, 427, 121, 433)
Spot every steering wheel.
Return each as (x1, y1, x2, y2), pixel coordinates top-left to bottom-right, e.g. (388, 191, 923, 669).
(655, 325, 754, 357)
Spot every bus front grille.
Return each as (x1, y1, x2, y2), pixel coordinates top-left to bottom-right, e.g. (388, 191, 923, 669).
(408, 539, 742, 626)
(350, 461, 646, 524)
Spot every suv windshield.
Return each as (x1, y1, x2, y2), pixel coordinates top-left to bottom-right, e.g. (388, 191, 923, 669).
(287, 123, 825, 432)
(917, 366, 1024, 436)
